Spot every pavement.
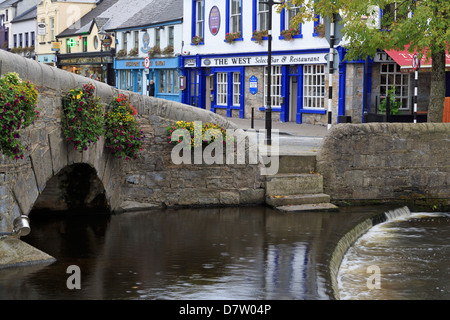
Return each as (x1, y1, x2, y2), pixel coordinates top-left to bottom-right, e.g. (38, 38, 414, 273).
(226, 118, 328, 155)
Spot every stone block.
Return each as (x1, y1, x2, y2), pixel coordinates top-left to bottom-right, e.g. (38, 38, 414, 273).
(48, 128, 68, 175)
(12, 167, 39, 215)
(30, 145, 53, 193)
(265, 173, 323, 196)
(219, 191, 240, 205)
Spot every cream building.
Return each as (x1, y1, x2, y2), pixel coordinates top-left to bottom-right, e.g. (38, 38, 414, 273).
(36, 0, 97, 65)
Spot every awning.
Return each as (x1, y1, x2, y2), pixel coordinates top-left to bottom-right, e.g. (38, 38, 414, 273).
(385, 45, 450, 72)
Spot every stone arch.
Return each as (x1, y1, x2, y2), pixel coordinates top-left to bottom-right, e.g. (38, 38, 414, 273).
(11, 131, 122, 218)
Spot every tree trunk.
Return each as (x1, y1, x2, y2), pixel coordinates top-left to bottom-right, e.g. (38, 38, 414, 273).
(427, 49, 446, 122)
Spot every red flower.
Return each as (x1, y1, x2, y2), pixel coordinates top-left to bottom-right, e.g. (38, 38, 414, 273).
(117, 98, 122, 103)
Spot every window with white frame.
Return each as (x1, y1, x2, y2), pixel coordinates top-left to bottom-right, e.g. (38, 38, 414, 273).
(50, 17, 55, 40)
(264, 66, 282, 108)
(233, 72, 241, 106)
(230, 0, 241, 33)
(196, 0, 204, 38)
(303, 64, 326, 109)
(286, 1, 300, 30)
(380, 63, 410, 110)
(123, 32, 127, 50)
(168, 26, 174, 47)
(216, 72, 228, 106)
(155, 28, 161, 47)
(134, 31, 139, 49)
(258, 1, 269, 31)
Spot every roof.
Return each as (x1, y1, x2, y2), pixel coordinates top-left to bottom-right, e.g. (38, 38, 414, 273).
(56, 0, 121, 37)
(113, 0, 183, 31)
(0, 0, 20, 9)
(57, 0, 148, 37)
(11, 4, 36, 23)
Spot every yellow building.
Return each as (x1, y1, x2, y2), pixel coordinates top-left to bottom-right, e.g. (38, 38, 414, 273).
(36, 0, 97, 65)
(55, 0, 120, 85)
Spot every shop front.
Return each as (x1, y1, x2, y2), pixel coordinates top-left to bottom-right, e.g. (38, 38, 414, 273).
(181, 49, 330, 124)
(114, 56, 181, 102)
(57, 51, 115, 86)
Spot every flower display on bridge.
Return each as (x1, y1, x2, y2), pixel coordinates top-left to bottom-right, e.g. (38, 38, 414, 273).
(166, 120, 227, 149)
(104, 94, 144, 160)
(0, 72, 39, 160)
(62, 83, 105, 152)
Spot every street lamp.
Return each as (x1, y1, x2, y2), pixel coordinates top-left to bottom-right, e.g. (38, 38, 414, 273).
(98, 30, 109, 83)
(261, 0, 283, 146)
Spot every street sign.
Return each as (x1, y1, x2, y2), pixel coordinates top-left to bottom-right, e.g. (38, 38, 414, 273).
(144, 57, 151, 69)
(412, 54, 420, 71)
(249, 75, 258, 95)
(101, 35, 112, 48)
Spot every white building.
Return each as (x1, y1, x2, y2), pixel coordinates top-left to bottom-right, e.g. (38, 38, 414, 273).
(181, 0, 330, 124)
(10, 4, 36, 59)
(110, 0, 183, 101)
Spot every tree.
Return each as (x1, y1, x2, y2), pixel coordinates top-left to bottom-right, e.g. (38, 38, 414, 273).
(280, 0, 450, 122)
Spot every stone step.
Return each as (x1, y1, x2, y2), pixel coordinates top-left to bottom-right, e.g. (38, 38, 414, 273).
(262, 154, 317, 174)
(266, 193, 331, 207)
(276, 203, 339, 213)
(265, 173, 323, 196)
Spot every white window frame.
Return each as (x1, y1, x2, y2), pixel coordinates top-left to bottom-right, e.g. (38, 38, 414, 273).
(303, 64, 326, 110)
(196, 0, 204, 38)
(258, 1, 269, 31)
(232, 72, 241, 106)
(286, 1, 300, 29)
(380, 63, 410, 110)
(230, 0, 241, 33)
(216, 72, 228, 106)
(264, 66, 282, 108)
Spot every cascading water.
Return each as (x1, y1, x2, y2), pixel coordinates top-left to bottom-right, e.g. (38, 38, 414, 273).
(336, 206, 450, 300)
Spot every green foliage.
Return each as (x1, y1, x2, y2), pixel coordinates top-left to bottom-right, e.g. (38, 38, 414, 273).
(378, 86, 401, 115)
(280, 0, 450, 62)
(104, 94, 145, 160)
(0, 72, 40, 160)
(166, 121, 227, 149)
(62, 83, 105, 152)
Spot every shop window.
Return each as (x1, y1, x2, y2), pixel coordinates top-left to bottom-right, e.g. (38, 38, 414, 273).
(158, 70, 180, 94)
(264, 66, 283, 108)
(217, 72, 228, 106)
(303, 64, 325, 109)
(379, 63, 410, 110)
(233, 72, 241, 106)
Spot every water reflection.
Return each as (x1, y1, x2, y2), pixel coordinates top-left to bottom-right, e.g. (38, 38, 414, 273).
(0, 205, 382, 300)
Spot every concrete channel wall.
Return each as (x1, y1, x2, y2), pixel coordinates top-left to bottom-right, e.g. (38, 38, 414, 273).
(317, 123, 450, 208)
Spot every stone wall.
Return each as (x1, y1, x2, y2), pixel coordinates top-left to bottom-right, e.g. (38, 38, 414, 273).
(0, 50, 265, 234)
(316, 123, 450, 206)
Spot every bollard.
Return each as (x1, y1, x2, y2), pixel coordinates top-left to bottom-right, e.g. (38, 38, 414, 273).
(251, 107, 254, 129)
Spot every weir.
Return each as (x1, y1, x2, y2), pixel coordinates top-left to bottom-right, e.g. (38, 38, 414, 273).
(329, 206, 412, 300)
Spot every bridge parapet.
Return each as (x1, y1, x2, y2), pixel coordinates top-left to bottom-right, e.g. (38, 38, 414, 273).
(0, 50, 266, 235)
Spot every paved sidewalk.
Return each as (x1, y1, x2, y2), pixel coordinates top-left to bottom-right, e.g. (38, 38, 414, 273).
(227, 118, 328, 137)
(226, 118, 328, 155)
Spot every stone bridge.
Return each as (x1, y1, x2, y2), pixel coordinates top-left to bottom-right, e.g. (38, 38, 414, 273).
(0, 50, 266, 235)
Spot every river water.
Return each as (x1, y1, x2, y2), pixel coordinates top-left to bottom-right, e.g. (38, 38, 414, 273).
(1, 205, 449, 300)
(338, 210, 450, 300)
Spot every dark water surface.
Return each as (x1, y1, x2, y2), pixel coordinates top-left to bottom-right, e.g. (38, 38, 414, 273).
(0, 205, 385, 300)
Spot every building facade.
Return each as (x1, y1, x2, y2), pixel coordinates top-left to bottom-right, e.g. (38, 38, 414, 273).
(111, 0, 183, 102)
(55, 0, 121, 86)
(10, 4, 36, 59)
(181, 0, 331, 125)
(36, 0, 97, 66)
